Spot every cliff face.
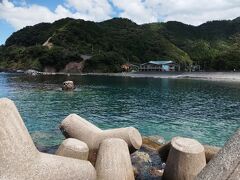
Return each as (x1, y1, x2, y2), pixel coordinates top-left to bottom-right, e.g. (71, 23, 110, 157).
(0, 17, 240, 72)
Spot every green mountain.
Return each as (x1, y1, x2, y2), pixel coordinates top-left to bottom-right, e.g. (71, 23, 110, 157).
(0, 17, 240, 72)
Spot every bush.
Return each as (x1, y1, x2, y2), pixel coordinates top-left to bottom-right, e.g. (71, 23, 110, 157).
(84, 52, 126, 72)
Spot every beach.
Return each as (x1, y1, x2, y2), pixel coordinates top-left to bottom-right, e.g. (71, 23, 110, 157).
(84, 72, 240, 82)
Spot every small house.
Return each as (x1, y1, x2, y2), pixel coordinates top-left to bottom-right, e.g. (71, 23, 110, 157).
(139, 61, 176, 72)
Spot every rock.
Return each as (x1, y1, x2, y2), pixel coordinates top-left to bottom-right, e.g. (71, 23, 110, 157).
(142, 136, 165, 151)
(24, 69, 39, 76)
(148, 135, 165, 145)
(162, 163, 166, 169)
(158, 142, 171, 162)
(133, 151, 152, 163)
(133, 166, 139, 177)
(204, 145, 220, 163)
(149, 167, 164, 177)
(163, 137, 206, 180)
(131, 146, 163, 180)
(62, 81, 75, 91)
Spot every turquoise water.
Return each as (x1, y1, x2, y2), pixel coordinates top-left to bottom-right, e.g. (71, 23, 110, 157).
(0, 73, 239, 147)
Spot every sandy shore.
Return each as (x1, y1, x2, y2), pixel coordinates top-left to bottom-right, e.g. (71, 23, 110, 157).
(83, 72, 240, 82)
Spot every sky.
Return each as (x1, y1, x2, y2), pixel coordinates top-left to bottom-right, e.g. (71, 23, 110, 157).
(0, 0, 240, 45)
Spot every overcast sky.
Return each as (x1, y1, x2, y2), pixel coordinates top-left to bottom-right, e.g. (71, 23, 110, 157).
(0, 0, 240, 44)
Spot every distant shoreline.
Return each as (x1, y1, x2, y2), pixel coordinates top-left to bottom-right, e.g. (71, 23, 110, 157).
(2, 71, 240, 82)
(84, 72, 240, 82)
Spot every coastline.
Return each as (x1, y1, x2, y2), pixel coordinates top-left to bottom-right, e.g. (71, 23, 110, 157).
(83, 72, 240, 82)
(2, 70, 240, 82)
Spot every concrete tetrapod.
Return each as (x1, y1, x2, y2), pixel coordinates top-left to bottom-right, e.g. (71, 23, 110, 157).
(158, 142, 220, 163)
(163, 137, 206, 180)
(60, 114, 142, 155)
(0, 98, 96, 180)
(56, 138, 89, 160)
(196, 129, 240, 180)
(95, 138, 135, 180)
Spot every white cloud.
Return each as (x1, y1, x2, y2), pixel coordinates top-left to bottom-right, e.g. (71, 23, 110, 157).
(0, 0, 113, 30)
(0, 0, 239, 31)
(66, 0, 113, 21)
(0, 0, 73, 29)
(149, 0, 240, 25)
(164, 6, 240, 25)
(111, 0, 158, 24)
(112, 0, 240, 25)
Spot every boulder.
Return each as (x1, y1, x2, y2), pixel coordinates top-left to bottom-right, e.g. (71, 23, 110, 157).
(133, 151, 151, 163)
(62, 81, 75, 91)
(147, 135, 165, 145)
(142, 135, 165, 151)
(149, 168, 164, 177)
(131, 146, 163, 180)
(158, 142, 171, 162)
(0, 98, 96, 180)
(24, 69, 39, 76)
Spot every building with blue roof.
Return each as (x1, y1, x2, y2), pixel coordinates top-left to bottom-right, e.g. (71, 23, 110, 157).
(139, 60, 177, 72)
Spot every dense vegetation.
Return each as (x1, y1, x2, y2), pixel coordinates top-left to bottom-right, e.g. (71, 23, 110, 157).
(0, 17, 240, 72)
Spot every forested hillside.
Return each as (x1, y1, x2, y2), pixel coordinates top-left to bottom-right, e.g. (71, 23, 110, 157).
(0, 17, 239, 72)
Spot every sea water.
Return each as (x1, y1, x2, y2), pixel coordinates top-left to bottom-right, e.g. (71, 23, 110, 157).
(0, 73, 239, 148)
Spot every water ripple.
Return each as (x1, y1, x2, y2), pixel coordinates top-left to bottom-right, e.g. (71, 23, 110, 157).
(0, 74, 239, 147)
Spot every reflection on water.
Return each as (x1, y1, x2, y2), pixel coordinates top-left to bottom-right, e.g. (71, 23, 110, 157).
(0, 73, 239, 147)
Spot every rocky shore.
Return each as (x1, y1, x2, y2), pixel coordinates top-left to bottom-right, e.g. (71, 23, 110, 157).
(36, 135, 221, 180)
(0, 98, 239, 180)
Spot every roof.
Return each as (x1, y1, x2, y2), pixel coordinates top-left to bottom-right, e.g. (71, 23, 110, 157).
(141, 61, 174, 65)
(149, 61, 174, 65)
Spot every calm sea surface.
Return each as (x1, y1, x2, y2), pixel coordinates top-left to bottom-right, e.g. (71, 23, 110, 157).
(0, 73, 239, 147)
